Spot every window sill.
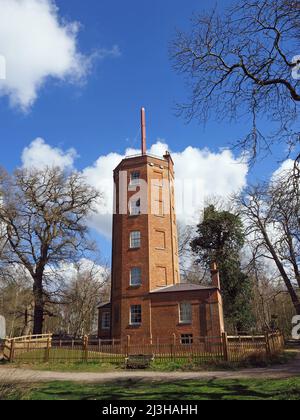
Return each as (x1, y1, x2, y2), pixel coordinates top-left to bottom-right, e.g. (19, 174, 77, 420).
(128, 285, 142, 289)
(178, 322, 192, 326)
(128, 324, 142, 329)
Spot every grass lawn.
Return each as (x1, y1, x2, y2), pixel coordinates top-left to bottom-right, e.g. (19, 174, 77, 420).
(26, 378, 300, 400)
(11, 361, 123, 373)
(10, 348, 123, 364)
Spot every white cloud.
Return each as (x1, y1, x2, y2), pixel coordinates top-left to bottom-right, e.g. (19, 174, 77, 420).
(20, 138, 249, 238)
(171, 147, 248, 224)
(83, 152, 122, 238)
(97, 45, 121, 60)
(21, 138, 78, 169)
(47, 258, 108, 285)
(0, 0, 90, 110)
(272, 159, 295, 181)
(83, 141, 249, 237)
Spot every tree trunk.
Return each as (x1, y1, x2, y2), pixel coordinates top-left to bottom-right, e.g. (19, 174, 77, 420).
(33, 277, 44, 335)
(288, 288, 300, 316)
(260, 223, 300, 316)
(272, 263, 300, 315)
(21, 304, 33, 336)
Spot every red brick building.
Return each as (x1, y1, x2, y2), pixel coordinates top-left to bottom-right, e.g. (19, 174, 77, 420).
(98, 109, 224, 344)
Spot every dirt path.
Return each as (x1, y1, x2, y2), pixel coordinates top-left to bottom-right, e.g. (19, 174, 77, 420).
(0, 351, 299, 384)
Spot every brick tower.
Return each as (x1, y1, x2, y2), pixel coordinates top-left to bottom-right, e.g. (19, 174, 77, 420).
(98, 109, 224, 344)
(110, 109, 180, 342)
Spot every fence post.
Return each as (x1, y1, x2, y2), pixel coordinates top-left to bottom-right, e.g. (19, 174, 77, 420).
(126, 335, 130, 357)
(171, 342, 174, 361)
(271, 333, 275, 354)
(9, 339, 15, 363)
(280, 332, 285, 350)
(44, 336, 51, 363)
(265, 333, 271, 358)
(85, 335, 89, 362)
(82, 335, 88, 362)
(222, 332, 229, 362)
(173, 334, 177, 360)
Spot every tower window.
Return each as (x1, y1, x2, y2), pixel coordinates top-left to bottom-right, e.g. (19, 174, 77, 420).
(181, 334, 193, 345)
(130, 171, 140, 186)
(130, 267, 142, 286)
(130, 231, 141, 249)
(101, 312, 110, 330)
(130, 305, 142, 325)
(179, 303, 192, 324)
(130, 199, 141, 215)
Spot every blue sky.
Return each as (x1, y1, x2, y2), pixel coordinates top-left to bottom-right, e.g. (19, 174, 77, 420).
(0, 0, 290, 261)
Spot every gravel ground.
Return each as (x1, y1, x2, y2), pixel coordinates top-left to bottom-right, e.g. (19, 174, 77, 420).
(0, 351, 299, 384)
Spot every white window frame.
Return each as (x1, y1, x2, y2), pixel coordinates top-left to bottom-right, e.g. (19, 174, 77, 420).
(179, 302, 192, 324)
(130, 231, 141, 249)
(130, 267, 142, 286)
(130, 171, 140, 186)
(181, 334, 193, 345)
(130, 305, 142, 325)
(101, 312, 110, 330)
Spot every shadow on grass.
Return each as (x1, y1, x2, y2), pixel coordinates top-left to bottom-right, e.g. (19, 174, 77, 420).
(29, 378, 300, 401)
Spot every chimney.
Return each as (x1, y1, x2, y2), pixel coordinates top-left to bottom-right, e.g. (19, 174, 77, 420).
(211, 262, 221, 290)
(163, 150, 174, 166)
(141, 107, 147, 155)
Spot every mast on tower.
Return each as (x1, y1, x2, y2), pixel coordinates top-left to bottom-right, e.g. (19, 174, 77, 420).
(141, 107, 147, 155)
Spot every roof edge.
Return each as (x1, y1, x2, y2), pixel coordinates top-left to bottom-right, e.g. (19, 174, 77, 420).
(150, 284, 219, 294)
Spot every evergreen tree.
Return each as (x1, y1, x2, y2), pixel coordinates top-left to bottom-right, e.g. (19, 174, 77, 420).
(191, 205, 255, 332)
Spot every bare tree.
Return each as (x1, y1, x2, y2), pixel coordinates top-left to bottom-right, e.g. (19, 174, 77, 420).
(237, 170, 300, 314)
(245, 248, 287, 331)
(0, 167, 100, 334)
(0, 267, 33, 337)
(171, 0, 300, 164)
(59, 261, 110, 338)
(177, 223, 194, 265)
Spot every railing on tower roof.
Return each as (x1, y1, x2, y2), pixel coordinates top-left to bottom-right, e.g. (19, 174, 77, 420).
(123, 152, 166, 161)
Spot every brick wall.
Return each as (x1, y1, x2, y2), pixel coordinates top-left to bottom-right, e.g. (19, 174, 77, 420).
(150, 289, 224, 343)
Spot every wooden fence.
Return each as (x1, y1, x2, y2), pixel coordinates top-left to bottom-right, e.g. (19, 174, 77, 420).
(3, 334, 52, 362)
(3, 332, 285, 364)
(226, 332, 285, 362)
